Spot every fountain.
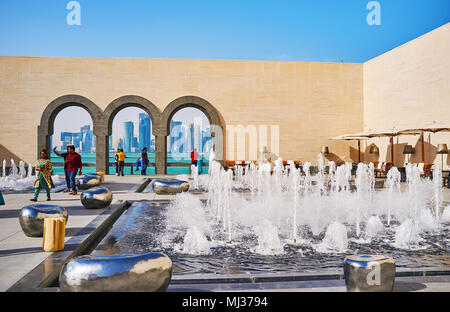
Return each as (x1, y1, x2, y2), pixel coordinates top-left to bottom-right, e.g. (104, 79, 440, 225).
(386, 167, 401, 227)
(10, 159, 18, 180)
(190, 164, 199, 190)
(92, 157, 449, 276)
(433, 164, 443, 224)
(19, 161, 26, 179)
(27, 163, 33, 178)
(0, 159, 62, 192)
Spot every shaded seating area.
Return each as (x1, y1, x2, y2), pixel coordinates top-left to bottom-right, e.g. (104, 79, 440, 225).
(374, 162, 393, 178)
(330, 124, 449, 186)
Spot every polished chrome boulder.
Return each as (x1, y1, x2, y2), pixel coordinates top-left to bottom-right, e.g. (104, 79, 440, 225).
(19, 204, 68, 237)
(85, 173, 102, 179)
(77, 175, 101, 190)
(344, 255, 395, 292)
(80, 186, 112, 209)
(59, 252, 172, 292)
(152, 179, 190, 195)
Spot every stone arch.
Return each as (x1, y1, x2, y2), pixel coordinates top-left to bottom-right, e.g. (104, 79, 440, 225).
(103, 95, 163, 173)
(37, 94, 103, 159)
(103, 95, 162, 137)
(160, 96, 226, 171)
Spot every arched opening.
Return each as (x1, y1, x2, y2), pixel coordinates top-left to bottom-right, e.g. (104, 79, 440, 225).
(104, 96, 161, 175)
(108, 107, 156, 175)
(167, 107, 213, 174)
(38, 95, 103, 172)
(161, 96, 226, 174)
(50, 106, 96, 174)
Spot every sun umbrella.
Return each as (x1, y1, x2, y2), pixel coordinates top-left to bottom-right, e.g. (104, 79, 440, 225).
(396, 124, 450, 163)
(363, 129, 421, 164)
(329, 132, 371, 163)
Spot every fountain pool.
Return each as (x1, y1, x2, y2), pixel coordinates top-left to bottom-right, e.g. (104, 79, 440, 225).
(91, 157, 449, 276)
(92, 200, 449, 275)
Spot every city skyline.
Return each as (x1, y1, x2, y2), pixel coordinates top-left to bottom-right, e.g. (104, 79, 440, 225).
(52, 107, 212, 154)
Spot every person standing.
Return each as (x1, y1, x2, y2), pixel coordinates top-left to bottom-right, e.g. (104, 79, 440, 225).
(66, 145, 82, 195)
(140, 147, 149, 175)
(30, 149, 54, 201)
(53, 146, 71, 192)
(114, 148, 121, 176)
(191, 148, 199, 166)
(116, 149, 126, 176)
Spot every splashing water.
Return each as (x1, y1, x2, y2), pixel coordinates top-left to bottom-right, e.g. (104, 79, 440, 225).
(27, 163, 33, 178)
(365, 215, 384, 239)
(155, 157, 448, 260)
(386, 167, 401, 226)
(253, 219, 283, 255)
(316, 221, 348, 253)
(19, 161, 26, 179)
(394, 218, 422, 250)
(183, 226, 211, 255)
(190, 164, 199, 190)
(432, 165, 443, 224)
(0, 159, 62, 191)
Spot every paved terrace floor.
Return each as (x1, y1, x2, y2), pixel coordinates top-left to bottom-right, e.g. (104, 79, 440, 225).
(0, 175, 449, 292)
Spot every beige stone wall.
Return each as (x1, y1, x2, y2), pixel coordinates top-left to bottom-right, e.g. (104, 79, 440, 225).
(363, 22, 450, 169)
(0, 56, 363, 165)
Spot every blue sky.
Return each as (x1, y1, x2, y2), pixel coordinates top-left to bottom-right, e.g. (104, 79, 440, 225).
(0, 0, 448, 63)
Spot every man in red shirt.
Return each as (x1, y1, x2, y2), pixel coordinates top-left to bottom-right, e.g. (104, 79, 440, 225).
(191, 148, 199, 166)
(66, 145, 82, 195)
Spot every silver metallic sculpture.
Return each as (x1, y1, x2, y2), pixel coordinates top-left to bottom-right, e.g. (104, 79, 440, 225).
(77, 175, 102, 190)
(19, 204, 68, 237)
(152, 179, 190, 195)
(59, 252, 172, 292)
(86, 173, 102, 180)
(344, 255, 396, 292)
(80, 186, 113, 209)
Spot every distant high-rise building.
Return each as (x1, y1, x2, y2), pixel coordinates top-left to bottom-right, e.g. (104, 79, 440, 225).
(202, 128, 212, 153)
(194, 124, 201, 152)
(60, 132, 81, 150)
(132, 137, 139, 151)
(170, 120, 183, 153)
(179, 126, 186, 153)
(123, 121, 134, 153)
(139, 113, 151, 151)
(60, 132, 72, 149)
(80, 125, 93, 153)
(186, 123, 195, 152)
(193, 116, 203, 152)
(149, 138, 155, 153)
(73, 133, 81, 150)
